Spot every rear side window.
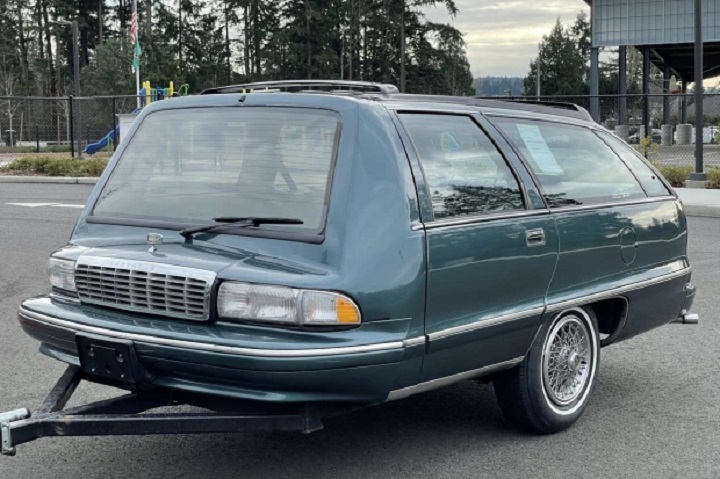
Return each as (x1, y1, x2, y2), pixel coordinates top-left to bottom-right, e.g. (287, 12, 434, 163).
(494, 119, 646, 207)
(598, 131, 672, 197)
(92, 107, 339, 233)
(399, 114, 524, 220)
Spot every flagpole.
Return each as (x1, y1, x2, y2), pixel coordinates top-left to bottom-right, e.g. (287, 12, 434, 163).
(133, 0, 141, 108)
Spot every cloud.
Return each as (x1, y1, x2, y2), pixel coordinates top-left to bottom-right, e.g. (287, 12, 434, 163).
(423, 0, 589, 78)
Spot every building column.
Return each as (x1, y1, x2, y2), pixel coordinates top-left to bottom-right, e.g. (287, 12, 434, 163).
(618, 45, 628, 126)
(615, 46, 629, 140)
(676, 79, 693, 145)
(681, 79, 688, 124)
(642, 47, 651, 138)
(661, 64, 673, 145)
(663, 64, 671, 125)
(590, 47, 600, 122)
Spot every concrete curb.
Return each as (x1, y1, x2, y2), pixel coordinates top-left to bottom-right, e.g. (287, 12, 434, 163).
(0, 176, 99, 185)
(683, 204, 720, 218)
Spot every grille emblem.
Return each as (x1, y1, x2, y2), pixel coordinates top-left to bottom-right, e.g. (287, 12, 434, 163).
(147, 233, 163, 253)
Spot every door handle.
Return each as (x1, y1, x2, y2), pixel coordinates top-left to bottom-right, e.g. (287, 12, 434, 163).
(526, 228, 546, 247)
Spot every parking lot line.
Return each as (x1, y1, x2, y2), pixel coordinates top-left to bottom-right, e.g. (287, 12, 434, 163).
(7, 202, 85, 209)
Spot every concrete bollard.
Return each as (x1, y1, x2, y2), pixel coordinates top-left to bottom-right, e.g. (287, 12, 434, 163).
(661, 124, 673, 146)
(676, 124, 692, 145)
(615, 125, 630, 142)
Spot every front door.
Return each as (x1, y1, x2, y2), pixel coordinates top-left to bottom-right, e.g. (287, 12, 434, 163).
(396, 112, 559, 382)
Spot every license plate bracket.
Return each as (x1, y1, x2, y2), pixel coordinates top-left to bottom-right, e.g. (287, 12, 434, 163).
(76, 335, 139, 384)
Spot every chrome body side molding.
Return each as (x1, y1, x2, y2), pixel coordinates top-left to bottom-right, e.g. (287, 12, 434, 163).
(423, 267, 691, 343)
(386, 356, 524, 401)
(428, 307, 544, 342)
(403, 336, 426, 347)
(545, 267, 691, 313)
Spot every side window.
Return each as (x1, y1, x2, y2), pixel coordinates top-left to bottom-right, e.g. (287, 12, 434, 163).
(598, 131, 672, 197)
(494, 118, 646, 207)
(398, 113, 525, 220)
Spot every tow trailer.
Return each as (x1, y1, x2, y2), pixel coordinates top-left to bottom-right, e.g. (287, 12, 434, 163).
(1, 365, 330, 456)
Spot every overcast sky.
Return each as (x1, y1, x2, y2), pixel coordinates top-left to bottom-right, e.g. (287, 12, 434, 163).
(423, 0, 589, 78)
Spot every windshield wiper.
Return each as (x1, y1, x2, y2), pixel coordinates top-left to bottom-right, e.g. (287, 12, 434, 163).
(179, 217, 304, 239)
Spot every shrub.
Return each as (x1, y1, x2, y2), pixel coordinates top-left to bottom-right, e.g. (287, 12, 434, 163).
(0, 156, 108, 177)
(634, 136, 659, 160)
(657, 165, 693, 187)
(707, 168, 720, 189)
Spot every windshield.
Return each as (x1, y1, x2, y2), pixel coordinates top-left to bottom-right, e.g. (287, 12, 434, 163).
(92, 107, 340, 233)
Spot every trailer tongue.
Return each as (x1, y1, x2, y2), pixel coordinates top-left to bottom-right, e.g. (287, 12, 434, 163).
(1, 365, 329, 457)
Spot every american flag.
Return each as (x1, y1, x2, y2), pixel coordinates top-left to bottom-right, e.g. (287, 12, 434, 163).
(130, 10, 138, 46)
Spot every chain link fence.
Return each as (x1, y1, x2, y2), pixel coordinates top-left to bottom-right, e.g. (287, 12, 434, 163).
(0, 95, 141, 157)
(3, 93, 720, 170)
(480, 93, 720, 169)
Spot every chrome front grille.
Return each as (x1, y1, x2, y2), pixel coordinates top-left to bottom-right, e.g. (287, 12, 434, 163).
(75, 258, 216, 321)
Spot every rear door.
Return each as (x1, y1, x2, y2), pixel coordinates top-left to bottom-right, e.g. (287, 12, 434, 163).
(489, 117, 684, 319)
(396, 112, 559, 382)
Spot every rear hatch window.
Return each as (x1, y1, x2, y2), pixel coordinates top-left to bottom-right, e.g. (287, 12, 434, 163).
(92, 107, 340, 234)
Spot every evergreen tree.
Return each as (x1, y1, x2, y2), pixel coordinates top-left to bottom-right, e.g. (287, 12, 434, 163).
(0, 0, 475, 98)
(524, 18, 586, 97)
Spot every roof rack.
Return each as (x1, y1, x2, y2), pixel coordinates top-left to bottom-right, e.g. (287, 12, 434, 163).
(381, 94, 593, 122)
(491, 98, 583, 112)
(201, 80, 400, 95)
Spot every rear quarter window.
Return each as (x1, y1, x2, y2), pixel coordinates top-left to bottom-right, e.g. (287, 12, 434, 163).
(493, 118, 647, 207)
(597, 131, 672, 197)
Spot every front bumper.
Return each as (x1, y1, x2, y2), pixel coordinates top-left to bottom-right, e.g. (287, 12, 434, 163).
(18, 297, 422, 403)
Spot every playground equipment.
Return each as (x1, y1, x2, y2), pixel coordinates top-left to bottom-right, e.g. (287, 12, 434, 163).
(83, 81, 189, 155)
(138, 81, 190, 106)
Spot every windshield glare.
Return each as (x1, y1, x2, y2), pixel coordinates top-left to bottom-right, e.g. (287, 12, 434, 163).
(92, 107, 340, 233)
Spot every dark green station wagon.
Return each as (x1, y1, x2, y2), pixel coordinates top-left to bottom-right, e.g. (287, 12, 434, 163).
(1, 80, 699, 455)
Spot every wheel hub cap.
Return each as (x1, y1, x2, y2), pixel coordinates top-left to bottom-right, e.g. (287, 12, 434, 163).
(542, 315, 593, 406)
(567, 352, 581, 372)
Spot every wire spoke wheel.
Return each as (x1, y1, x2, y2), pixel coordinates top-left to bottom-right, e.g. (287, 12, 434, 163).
(542, 314, 592, 407)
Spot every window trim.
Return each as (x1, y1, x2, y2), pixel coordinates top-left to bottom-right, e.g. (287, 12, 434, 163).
(594, 128, 675, 198)
(86, 105, 344, 242)
(395, 111, 529, 223)
(486, 115, 651, 210)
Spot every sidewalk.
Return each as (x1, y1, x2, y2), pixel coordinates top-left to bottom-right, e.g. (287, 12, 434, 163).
(675, 188, 720, 218)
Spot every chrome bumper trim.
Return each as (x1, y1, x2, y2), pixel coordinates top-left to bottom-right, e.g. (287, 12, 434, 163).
(386, 356, 524, 401)
(18, 307, 404, 358)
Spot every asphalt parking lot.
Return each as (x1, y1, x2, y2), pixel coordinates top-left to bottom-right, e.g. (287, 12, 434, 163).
(0, 183, 718, 478)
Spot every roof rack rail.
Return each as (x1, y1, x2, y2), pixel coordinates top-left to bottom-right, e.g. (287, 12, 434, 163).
(201, 80, 400, 95)
(383, 94, 594, 122)
(491, 98, 583, 112)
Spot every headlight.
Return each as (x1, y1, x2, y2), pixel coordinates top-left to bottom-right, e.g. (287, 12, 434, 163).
(218, 282, 361, 327)
(48, 257, 76, 292)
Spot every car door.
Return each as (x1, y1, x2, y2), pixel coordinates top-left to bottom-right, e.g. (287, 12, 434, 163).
(396, 112, 559, 382)
(489, 116, 684, 322)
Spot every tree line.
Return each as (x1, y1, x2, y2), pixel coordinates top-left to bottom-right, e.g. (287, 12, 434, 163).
(0, 0, 475, 98)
